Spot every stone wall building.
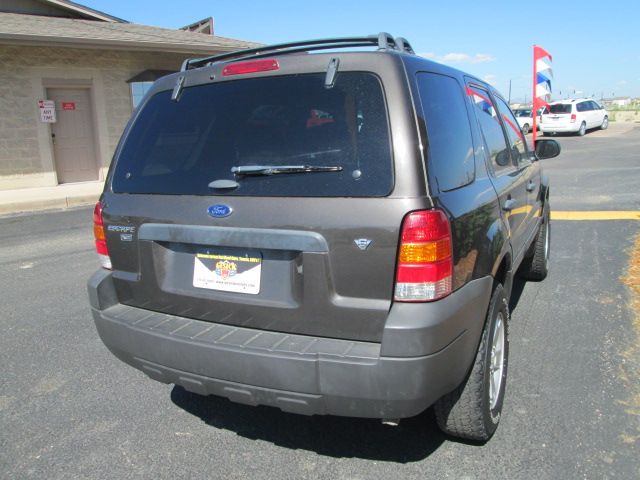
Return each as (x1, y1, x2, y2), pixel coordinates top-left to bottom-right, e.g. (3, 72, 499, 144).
(0, 0, 256, 190)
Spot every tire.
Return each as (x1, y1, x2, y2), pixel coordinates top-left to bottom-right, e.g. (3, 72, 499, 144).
(577, 122, 586, 136)
(434, 284, 510, 442)
(522, 123, 530, 135)
(519, 209, 550, 280)
(600, 116, 609, 130)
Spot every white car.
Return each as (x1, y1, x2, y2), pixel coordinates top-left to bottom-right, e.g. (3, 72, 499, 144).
(512, 108, 538, 134)
(539, 99, 608, 136)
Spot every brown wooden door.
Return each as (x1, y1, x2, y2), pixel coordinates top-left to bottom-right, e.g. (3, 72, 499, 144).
(48, 88, 98, 183)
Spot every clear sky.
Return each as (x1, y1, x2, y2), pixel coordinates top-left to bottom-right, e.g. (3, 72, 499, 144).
(82, 0, 639, 103)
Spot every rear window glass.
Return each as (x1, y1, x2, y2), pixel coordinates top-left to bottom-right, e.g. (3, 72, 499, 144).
(416, 72, 475, 191)
(549, 104, 572, 114)
(112, 73, 393, 197)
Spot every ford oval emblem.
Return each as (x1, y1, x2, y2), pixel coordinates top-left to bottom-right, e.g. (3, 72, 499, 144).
(208, 204, 232, 218)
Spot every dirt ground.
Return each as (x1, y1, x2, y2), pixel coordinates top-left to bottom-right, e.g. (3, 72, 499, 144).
(620, 232, 640, 444)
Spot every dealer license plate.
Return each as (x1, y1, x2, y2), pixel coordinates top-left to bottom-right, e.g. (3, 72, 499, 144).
(193, 252, 261, 294)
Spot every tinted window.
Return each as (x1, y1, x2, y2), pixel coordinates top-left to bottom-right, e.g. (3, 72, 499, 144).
(549, 104, 572, 114)
(416, 72, 475, 191)
(576, 102, 588, 112)
(467, 85, 512, 174)
(112, 73, 393, 197)
(589, 101, 601, 110)
(495, 96, 529, 166)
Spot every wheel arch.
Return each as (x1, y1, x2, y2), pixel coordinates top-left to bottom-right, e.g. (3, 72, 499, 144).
(540, 174, 550, 211)
(492, 251, 512, 293)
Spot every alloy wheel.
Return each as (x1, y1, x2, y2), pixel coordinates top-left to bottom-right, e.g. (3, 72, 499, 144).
(489, 312, 505, 410)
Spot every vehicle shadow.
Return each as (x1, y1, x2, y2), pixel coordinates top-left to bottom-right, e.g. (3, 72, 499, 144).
(170, 386, 448, 462)
(509, 275, 527, 313)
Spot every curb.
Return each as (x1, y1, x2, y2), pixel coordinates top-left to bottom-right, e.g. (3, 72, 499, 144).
(0, 194, 99, 216)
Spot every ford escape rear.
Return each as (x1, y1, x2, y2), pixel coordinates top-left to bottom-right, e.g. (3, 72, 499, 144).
(88, 33, 559, 441)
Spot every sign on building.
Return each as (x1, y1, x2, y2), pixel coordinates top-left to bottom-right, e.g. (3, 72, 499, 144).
(38, 100, 56, 123)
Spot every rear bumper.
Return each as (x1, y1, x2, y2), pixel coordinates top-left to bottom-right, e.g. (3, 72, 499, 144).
(88, 270, 492, 418)
(539, 122, 579, 133)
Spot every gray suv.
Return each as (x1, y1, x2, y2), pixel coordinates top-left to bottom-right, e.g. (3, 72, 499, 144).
(88, 33, 559, 441)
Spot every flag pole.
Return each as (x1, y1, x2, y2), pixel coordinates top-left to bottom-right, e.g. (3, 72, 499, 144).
(532, 44, 538, 144)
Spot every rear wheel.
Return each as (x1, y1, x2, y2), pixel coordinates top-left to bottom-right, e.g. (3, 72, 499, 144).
(600, 116, 609, 130)
(434, 284, 509, 442)
(577, 122, 586, 136)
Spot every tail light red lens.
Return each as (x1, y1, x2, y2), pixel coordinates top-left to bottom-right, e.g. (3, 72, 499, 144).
(570, 113, 577, 122)
(93, 202, 112, 270)
(394, 210, 453, 302)
(222, 59, 279, 76)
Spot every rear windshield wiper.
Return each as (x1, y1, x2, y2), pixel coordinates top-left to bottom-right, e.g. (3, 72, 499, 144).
(231, 165, 343, 176)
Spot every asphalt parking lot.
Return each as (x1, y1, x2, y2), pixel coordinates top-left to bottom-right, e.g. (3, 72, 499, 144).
(1, 124, 639, 479)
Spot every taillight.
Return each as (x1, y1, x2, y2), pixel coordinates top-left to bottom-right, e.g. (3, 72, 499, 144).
(93, 202, 112, 270)
(394, 210, 452, 302)
(222, 59, 279, 76)
(570, 113, 577, 122)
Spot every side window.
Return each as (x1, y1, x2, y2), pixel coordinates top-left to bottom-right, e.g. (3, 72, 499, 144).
(589, 101, 600, 110)
(576, 102, 587, 112)
(466, 84, 513, 174)
(494, 96, 529, 167)
(416, 72, 475, 191)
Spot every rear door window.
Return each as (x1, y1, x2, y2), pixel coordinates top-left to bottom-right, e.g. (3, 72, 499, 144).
(415, 72, 475, 192)
(112, 73, 393, 197)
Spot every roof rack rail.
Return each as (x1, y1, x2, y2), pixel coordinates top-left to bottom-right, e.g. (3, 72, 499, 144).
(181, 32, 414, 71)
(395, 37, 415, 55)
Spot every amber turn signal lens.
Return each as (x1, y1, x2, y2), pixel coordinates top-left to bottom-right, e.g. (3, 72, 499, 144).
(399, 238, 451, 263)
(94, 224, 106, 241)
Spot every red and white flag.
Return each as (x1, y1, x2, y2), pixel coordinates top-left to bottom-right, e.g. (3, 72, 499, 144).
(532, 45, 552, 142)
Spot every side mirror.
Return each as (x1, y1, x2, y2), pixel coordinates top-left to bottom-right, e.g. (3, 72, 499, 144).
(535, 139, 561, 160)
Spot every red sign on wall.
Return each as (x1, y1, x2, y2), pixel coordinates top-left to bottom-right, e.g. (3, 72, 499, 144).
(62, 102, 76, 111)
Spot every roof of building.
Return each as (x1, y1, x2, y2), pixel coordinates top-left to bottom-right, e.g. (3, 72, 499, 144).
(40, 0, 127, 22)
(1, 0, 127, 23)
(0, 12, 260, 54)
